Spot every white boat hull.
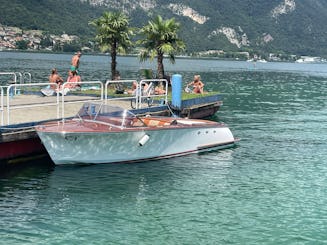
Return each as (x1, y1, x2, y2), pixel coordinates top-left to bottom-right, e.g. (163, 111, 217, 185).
(37, 126, 236, 165)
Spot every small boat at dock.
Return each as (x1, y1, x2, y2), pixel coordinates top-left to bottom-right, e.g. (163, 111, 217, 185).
(36, 103, 238, 165)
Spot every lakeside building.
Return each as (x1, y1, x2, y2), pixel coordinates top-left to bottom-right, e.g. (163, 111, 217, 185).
(0, 24, 79, 51)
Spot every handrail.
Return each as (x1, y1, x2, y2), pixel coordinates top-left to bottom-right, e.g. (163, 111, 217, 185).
(23, 72, 32, 83)
(15, 72, 22, 83)
(105, 79, 168, 109)
(0, 86, 4, 126)
(6, 83, 60, 125)
(0, 72, 31, 84)
(0, 72, 17, 83)
(105, 79, 138, 104)
(0, 72, 17, 97)
(61, 81, 104, 119)
(0, 72, 32, 96)
(2, 81, 104, 126)
(15, 72, 23, 95)
(139, 79, 168, 109)
(0, 72, 32, 84)
(1, 78, 169, 126)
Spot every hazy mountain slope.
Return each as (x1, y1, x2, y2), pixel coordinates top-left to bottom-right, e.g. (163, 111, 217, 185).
(0, 0, 101, 36)
(1, 0, 327, 56)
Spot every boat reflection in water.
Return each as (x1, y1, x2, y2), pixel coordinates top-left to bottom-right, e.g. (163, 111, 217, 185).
(36, 103, 238, 165)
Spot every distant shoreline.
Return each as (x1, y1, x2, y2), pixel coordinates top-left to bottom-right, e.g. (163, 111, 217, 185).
(2, 50, 327, 65)
(0, 49, 253, 62)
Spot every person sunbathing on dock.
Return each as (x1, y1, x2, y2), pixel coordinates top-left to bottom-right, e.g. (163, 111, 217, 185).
(49, 68, 64, 90)
(186, 75, 204, 94)
(127, 81, 138, 95)
(154, 84, 166, 95)
(41, 68, 64, 96)
(65, 70, 81, 90)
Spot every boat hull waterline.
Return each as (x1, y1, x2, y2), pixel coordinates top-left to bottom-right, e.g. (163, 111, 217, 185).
(37, 124, 236, 165)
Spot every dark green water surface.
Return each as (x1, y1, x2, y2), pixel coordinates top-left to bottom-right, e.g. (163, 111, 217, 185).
(1, 52, 327, 244)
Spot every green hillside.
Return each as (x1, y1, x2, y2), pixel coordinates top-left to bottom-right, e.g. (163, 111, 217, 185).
(0, 0, 101, 37)
(1, 0, 327, 56)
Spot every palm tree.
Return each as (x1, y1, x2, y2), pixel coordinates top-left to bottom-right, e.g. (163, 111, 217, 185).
(90, 11, 134, 80)
(138, 15, 185, 79)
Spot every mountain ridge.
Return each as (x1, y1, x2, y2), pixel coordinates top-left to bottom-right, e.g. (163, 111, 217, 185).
(1, 0, 327, 56)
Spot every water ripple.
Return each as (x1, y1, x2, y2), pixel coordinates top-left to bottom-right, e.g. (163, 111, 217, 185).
(1, 56, 327, 244)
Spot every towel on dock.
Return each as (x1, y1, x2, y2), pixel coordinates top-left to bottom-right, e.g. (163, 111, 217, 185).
(40, 87, 70, 96)
(40, 87, 55, 96)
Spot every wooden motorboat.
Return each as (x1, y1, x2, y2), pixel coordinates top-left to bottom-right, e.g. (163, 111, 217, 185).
(36, 103, 238, 165)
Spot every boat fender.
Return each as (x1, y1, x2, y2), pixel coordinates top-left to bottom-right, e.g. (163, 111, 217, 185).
(139, 134, 150, 146)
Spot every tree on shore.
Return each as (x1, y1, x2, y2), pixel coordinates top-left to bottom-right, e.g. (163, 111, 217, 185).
(90, 11, 134, 80)
(138, 15, 185, 79)
(16, 40, 29, 50)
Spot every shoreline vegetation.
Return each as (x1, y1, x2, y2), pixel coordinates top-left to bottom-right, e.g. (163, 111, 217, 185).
(2, 49, 327, 64)
(0, 49, 314, 63)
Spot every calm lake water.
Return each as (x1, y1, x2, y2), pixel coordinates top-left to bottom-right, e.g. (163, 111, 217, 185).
(1, 52, 327, 244)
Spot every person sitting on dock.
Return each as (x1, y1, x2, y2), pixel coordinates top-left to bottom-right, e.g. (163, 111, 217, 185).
(49, 68, 64, 90)
(66, 70, 81, 90)
(187, 75, 204, 94)
(154, 83, 166, 95)
(41, 68, 64, 96)
(114, 71, 125, 94)
(127, 81, 138, 95)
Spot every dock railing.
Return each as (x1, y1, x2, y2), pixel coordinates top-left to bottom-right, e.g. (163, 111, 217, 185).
(0, 86, 4, 126)
(0, 80, 104, 126)
(139, 79, 168, 109)
(0, 72, 32, 97)
(22, 72, 32, 84)
(105, 79, 138, 105)
(60, 81, 103, 118)
(105, 79, 168, 109)
(0, 78, 169, 126)
(0, 72, 17, 83)
(0, 72, 18, 97)
(4, 83, 60, 125)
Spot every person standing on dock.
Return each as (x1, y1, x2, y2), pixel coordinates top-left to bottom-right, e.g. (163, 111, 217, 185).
(71, 51, 82, 73)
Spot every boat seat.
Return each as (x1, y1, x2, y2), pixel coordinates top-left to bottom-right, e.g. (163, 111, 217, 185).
(133, 118, 170, 127)
(131, 119, 145, 127)
(146, 118, 171, 127)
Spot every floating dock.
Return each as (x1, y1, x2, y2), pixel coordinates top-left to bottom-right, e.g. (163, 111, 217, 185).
(0, 79, 222, 168)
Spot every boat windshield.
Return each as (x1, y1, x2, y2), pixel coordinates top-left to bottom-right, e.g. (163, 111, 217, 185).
(76, 102, 139, 128)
